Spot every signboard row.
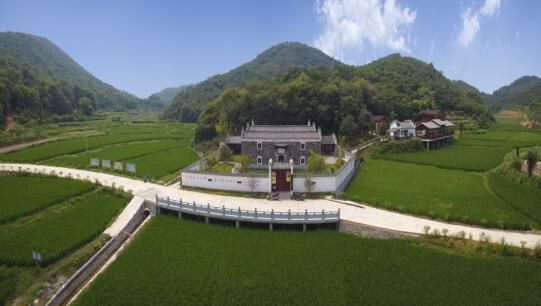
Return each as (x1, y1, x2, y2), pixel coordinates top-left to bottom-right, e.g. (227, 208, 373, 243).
(90, 158, 136, 174)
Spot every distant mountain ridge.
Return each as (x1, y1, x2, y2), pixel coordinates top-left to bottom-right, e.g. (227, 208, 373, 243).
(144, 85, 191, 109)
(163, 42, 342, 122)
(487, 76, 541, 110)
(0, 32, 142, 111)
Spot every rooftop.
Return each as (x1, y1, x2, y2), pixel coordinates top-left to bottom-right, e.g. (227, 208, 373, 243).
(240, 120, 323, 141)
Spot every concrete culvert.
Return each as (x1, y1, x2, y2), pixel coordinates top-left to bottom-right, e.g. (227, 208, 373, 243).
(143, 208, 151, 217)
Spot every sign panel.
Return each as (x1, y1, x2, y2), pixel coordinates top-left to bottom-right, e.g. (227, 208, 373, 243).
(114, 161, 123, 171)
(32, 251, 42, 262)
(90, 158, 99, 167)
(126, 163, 136, 173)
(102, 160, 111, 168)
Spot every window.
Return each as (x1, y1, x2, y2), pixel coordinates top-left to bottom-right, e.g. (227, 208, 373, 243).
(237, 181, 242, 184)
(257, 142, 262, 150)
(300, 142, 306, 150)
(300, 156, 305, 165)
(257, 156, 262, 165)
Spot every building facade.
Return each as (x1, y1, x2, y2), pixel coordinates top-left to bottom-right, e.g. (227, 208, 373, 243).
(226, 120, 337, 167)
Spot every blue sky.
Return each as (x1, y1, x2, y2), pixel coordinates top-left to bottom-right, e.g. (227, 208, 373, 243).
(0, 0, 540, 98)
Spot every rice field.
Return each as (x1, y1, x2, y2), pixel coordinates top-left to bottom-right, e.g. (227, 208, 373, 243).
(488, 173, 541, 228)
(379, 145, 509, 171)
(0, 191, 127, 266)
(344, 160, 532, 229)
(0, 175, 94, 223)
(74, 216, 541, 305)
(125, 146, 200, 179)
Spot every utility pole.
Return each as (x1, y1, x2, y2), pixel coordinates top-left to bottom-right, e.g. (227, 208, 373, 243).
(85, 135, 88, 152)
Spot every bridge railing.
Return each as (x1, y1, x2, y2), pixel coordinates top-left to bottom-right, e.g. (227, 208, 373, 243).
(155, 195, 340, 223)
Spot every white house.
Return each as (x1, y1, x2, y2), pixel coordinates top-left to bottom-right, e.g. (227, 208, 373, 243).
(389, 120, 416, 140)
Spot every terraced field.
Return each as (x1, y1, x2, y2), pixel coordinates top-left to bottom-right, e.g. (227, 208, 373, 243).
(379, 145, 508, 171)
(0, 175, 94, 223)
(0, 174, 129, 305)
(74, 216, 541, 305)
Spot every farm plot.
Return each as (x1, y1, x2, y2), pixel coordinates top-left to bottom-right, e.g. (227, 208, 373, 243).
(45, 140, 188, 169)
(488, 173, 541, 229)
(0, 191, 127, 266)
(0, 175, 94, 223)
(125, 146, 200, 179)
(0, 133, 190, 163)
(74, 216, 541, 306)
(344, 160, 531, 229)
(379, 145, 509, 171)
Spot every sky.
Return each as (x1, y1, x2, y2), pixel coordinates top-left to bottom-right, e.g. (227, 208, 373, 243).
(0, 0, 540, 98)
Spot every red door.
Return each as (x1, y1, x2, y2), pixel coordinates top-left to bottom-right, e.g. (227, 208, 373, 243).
(272, 170, 291, 192)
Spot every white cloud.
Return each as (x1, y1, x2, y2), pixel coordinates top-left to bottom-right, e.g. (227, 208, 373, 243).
(515, 31, 520, 39)
(314, 0, 416, 62)
(481, 0, 501, 16)
(457, 7, 480, 47)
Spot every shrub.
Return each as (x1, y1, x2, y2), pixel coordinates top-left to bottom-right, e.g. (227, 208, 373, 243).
(218, 145, 232, 162)
(534, 242, 541, 259)
(380, 138, 423, 153)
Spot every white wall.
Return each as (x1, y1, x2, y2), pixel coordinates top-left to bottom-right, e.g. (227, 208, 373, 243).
(182, 172, 269, 193)
(292, 176, 336, 193)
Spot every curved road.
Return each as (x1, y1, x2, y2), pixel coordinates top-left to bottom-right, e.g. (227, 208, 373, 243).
(2, 163, 540, 249)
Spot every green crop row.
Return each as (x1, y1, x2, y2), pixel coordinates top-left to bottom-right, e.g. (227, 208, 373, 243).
(0, 132, 191, 162)
(0, 191, 127, 266)
(125, 146, 200, 179)
(0, 175, 95, 223)
(45, 140, 189, 169)
(344, 160, 532, 230)
(378, 145, 509, 171)
(74, 216, 541, 305)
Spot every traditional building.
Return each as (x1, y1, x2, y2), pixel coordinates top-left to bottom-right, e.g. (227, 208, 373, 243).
(416, 119, 454, 149)
(370, 115, 389, 135)
(388, 120, 416, 140)
(417, 109, 446, 123)
(225, 120, 337, 168)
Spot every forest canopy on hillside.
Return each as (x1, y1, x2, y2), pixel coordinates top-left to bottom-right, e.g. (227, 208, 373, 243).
(196, 55, 493, 144)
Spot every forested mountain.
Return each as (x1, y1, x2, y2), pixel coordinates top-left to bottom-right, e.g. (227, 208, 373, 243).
(163, 42, 342, 122)
(144, 85, 191, 109)
(487, 76, 541, 108)
(0, 32, 143, 128)
(195, 54, 492, 143)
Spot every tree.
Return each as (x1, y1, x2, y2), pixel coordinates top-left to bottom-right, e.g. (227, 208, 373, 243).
(78, 97, 94, 116)
(459, 122, 464, 136)
(218, 145, 232, 161)
(232, 155, 251, 172)
(525, 151, 539, 177)
(305, 150, 328, 174)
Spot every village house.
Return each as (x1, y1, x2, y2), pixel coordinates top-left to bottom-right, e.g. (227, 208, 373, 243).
(225, 120, 337, 168)
(370, 115, 389, 135)
(388, 120, 416, 140)
(416, 118, 455, 149)
(417, 109, 446, 123)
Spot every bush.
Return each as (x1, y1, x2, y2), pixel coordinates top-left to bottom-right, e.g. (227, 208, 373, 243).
(218, 145, 232, 162)
(380, 138, 424, 153)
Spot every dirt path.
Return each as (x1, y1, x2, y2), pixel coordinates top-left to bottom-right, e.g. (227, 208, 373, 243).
(0, 138, 58, 154)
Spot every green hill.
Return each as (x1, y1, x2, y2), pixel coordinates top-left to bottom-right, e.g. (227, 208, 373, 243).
(163, 42, 342, 122)
(0, 32, 143, 128)
(195, 53, 492, 143)
(486, 76, 541, 120)
(144, 85, 191, 109)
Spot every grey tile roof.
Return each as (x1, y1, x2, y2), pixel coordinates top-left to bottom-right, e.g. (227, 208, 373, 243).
(321, 135, 337, 145)
(225, 135, 241, 144)
(417, 121, 441, 129)
(243, 124, 321, 140)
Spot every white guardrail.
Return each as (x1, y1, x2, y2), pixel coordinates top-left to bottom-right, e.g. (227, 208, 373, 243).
(155, 195, 340, 223)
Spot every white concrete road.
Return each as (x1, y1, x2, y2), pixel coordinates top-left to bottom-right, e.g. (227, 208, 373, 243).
(2, 163, 541, 249)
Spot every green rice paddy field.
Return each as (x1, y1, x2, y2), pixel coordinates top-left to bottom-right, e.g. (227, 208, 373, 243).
(379, 145, 508, 171)
(0, 175, 130, 304)
(74, 216, 541, 305)
(344, 160, 533, 229)
(0, 121, 199, 180)
(0, 176, 94, 223)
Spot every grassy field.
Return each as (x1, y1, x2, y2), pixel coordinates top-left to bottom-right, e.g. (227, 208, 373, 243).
(379, 145, 509, 171)
(74, 216, 541, 305)
(45, 140, 188, 169)
(488, 172, 541, 228)
(0, 175, 94, 223)
(124, 146, 200, 179)
(344, 160, 532, 229)
(0, 191, 126, 266)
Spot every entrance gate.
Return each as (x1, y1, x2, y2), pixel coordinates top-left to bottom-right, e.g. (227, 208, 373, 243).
(272, 169, 291, 192)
